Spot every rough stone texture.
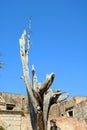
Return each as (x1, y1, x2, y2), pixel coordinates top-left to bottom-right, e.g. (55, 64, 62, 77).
(21, 114, 32, 130)
(0, 92, 28, 112)
(50, 96, 87, 119)
(74, 99, 87, 118)
(74, 96, 87, 104)
(56, 117, 87, 130)
(0, 110, 24, 130)
(48, 96, 87, 130)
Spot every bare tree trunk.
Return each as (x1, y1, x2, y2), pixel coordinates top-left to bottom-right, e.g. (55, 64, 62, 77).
(19, 30, 69, 130)
(19, 30, 45, 130)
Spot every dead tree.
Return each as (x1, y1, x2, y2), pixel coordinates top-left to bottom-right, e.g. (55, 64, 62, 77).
(19, 30, 69, 130)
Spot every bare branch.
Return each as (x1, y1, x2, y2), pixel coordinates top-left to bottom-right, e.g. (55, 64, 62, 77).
(19, 30, 40, 113)
(39, 73, 55, 95)
(32, 64, 38, 88)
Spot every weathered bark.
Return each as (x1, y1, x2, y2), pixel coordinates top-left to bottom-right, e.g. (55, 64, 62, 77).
(19, 30, 69, 130)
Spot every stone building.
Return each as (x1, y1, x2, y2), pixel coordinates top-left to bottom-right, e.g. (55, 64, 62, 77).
(0, 92, 87, 130)
(49, 96, 87, 130)
(0, 92, 28, 112)
(50, 96, 87, 119)
(0, 92, 31, 130)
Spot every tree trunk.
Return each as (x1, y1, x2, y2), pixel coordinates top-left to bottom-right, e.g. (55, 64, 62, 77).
(27, 87, 44, 130)
(19, 29, 69, 130)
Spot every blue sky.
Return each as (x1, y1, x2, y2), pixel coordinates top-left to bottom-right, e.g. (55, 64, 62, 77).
(0, 0, 87, 97)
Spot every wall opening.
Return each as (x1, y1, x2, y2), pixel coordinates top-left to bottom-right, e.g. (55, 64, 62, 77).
(66, 107, 74, 117)
(68, 110, 73, 117)
(60, 113, 64, 116)
(6, 103, 15, 110)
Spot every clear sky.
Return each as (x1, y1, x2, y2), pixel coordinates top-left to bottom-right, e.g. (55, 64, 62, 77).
(0, 0, 87, 97)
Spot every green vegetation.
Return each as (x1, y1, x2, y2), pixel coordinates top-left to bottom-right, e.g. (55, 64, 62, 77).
(0, 127, 4, 130)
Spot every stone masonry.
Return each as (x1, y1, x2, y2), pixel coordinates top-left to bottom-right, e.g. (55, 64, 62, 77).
(0, 92, 87, 130)
(0, 110, 24, 130)
(0, 92, 28, 112)
(50, 96, 87, 119)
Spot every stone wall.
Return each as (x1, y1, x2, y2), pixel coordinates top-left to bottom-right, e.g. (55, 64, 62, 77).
(21, 114, 32, 130)
(56, 117, 87, 130)
(49, 96, 87, 118)
(74, 96, 87, 104)
(0, 92, 87, 130)
(74, 99, 87, 118)
(0, 110, 24, 130)
(0, 92, 28, 112)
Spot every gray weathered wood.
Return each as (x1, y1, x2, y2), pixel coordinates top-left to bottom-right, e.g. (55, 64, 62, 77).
(19, 30, 69, 130)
